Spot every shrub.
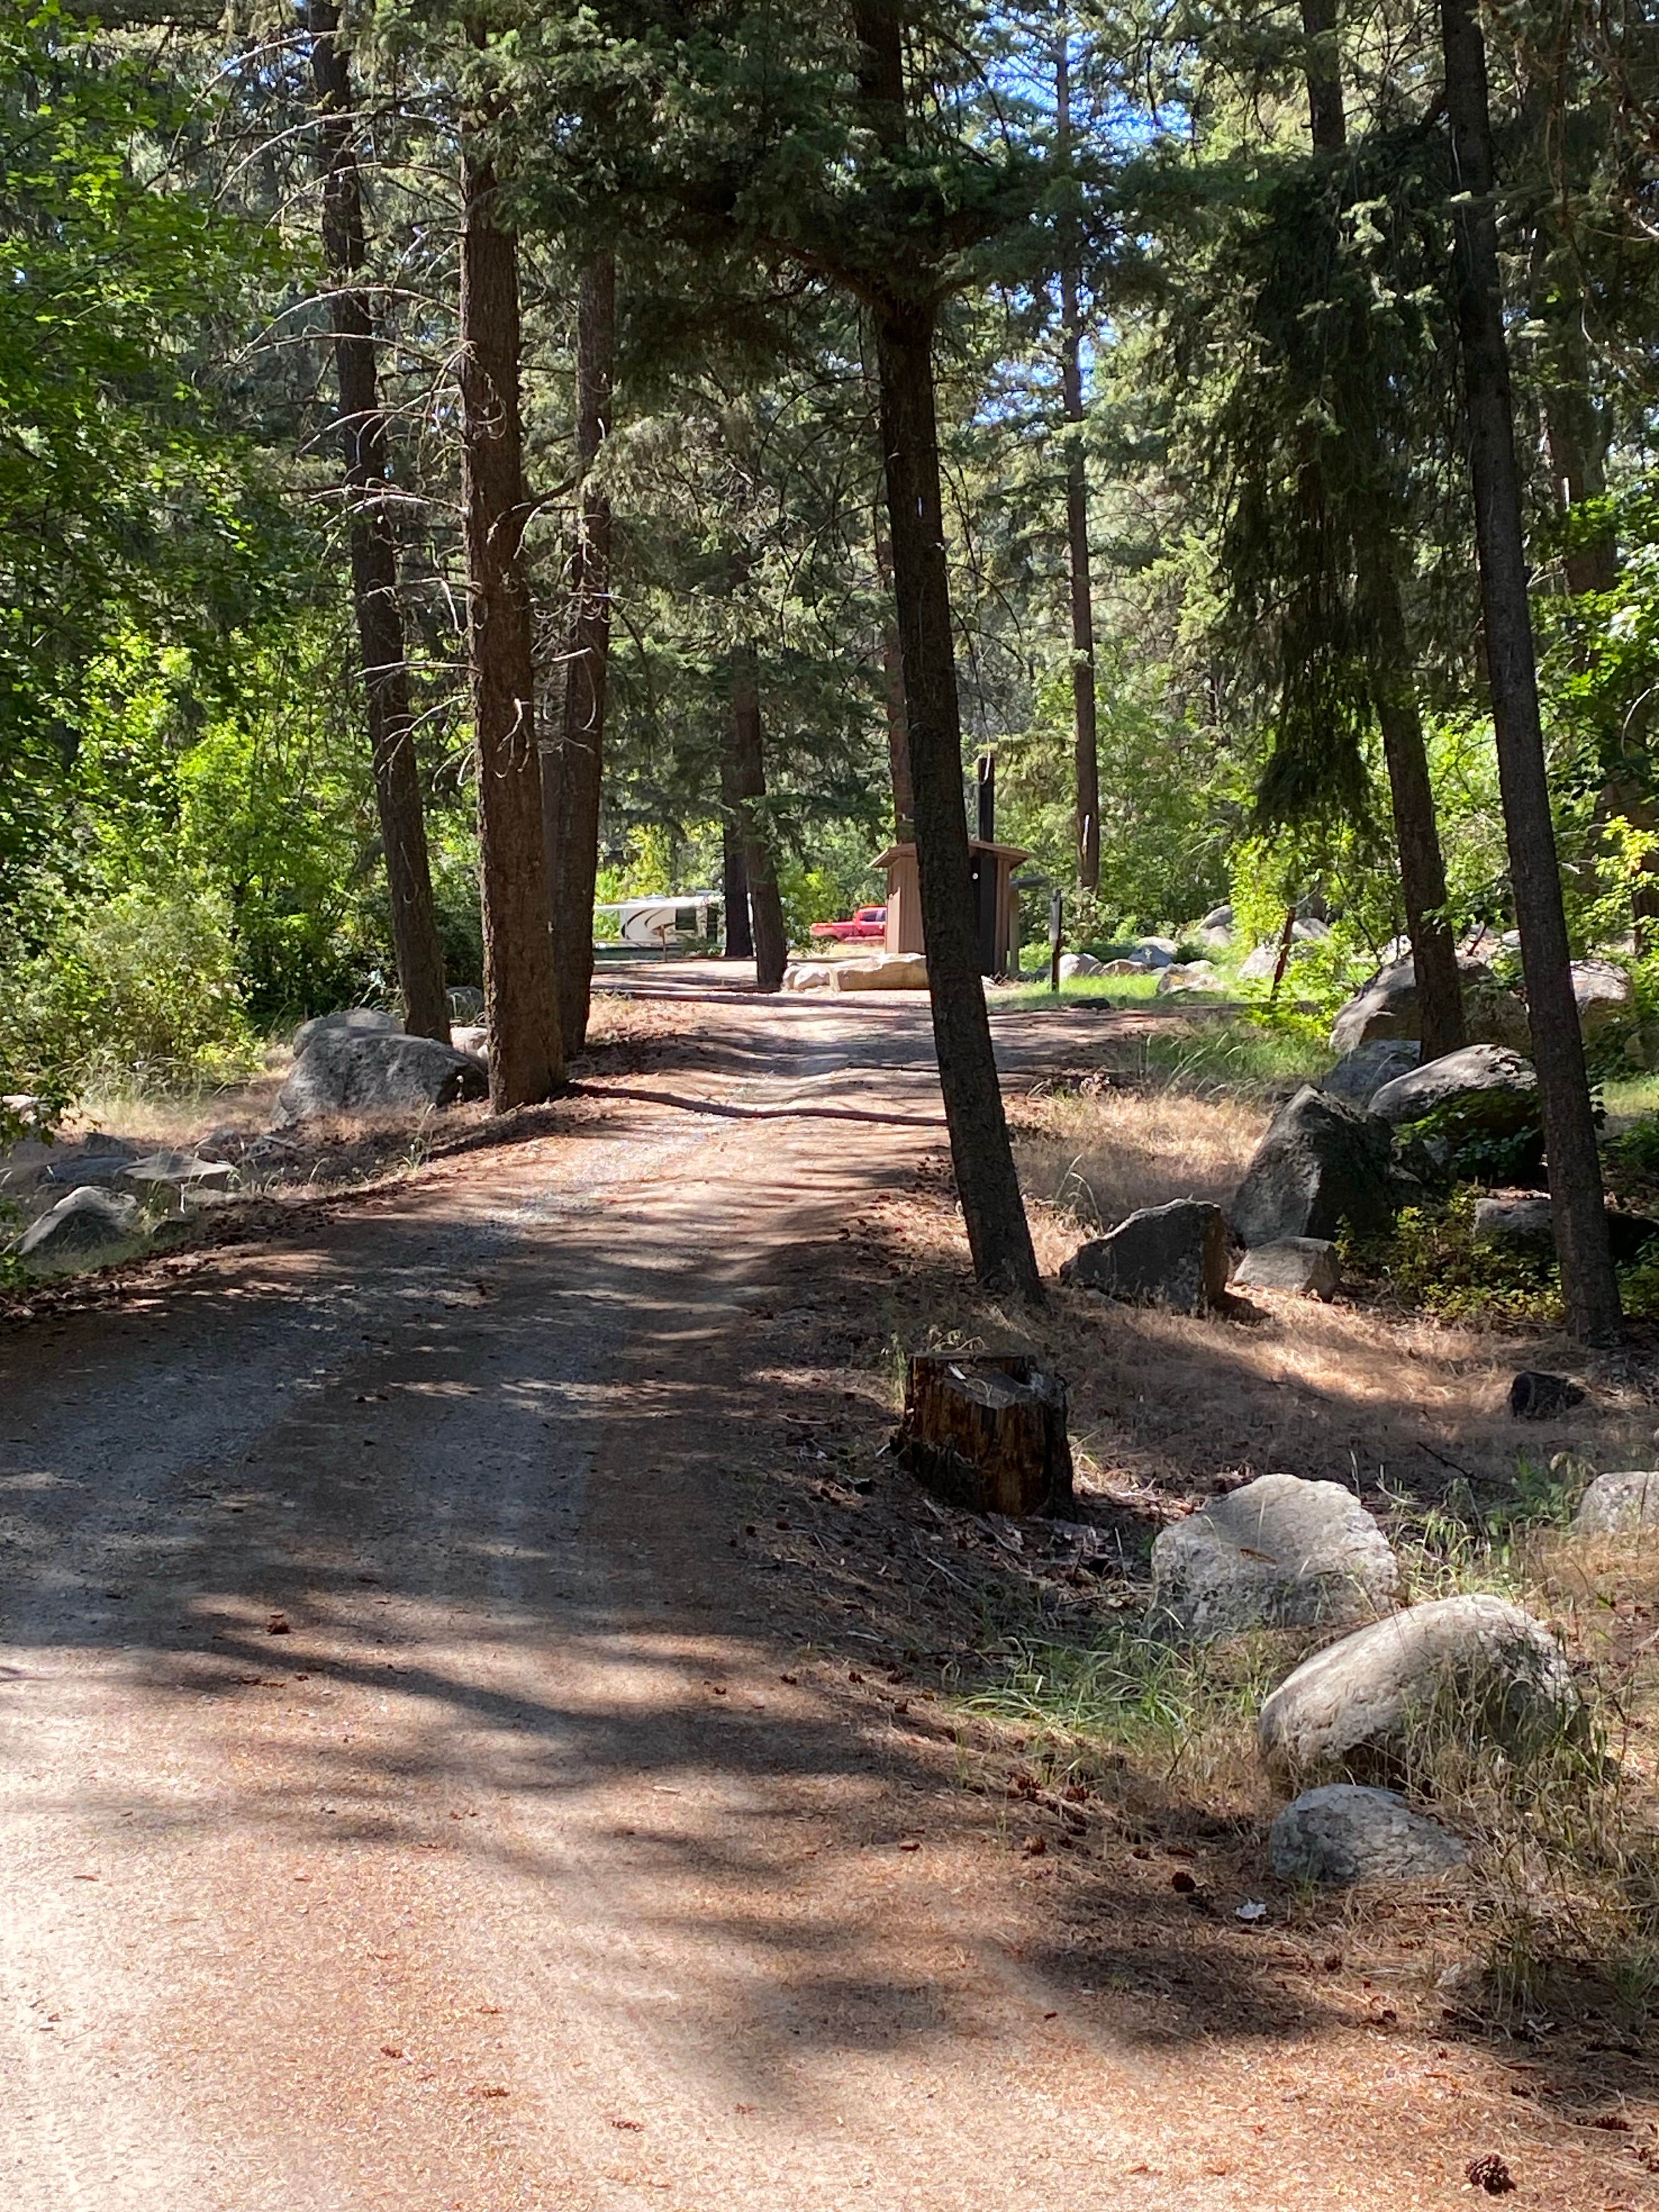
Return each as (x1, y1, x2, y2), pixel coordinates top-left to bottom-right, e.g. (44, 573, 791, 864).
(1342, 1187, 1562, 1325)
(8, 881, 259, 1097)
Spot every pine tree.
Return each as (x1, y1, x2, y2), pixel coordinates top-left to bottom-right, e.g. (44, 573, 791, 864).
(459, 104, 563, 1108)
(308, 1, 449, 1043)
(1441, 0, 1621, 1340)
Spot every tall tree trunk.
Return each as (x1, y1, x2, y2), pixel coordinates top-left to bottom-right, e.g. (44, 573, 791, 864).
(1300, 0, 1464, 1060)
(850, 0, 1041, 1300)
(544, 252, 615, 1057)
(861, 322, 915, 841)
(459, 122, 562, 1109)
(720, 804, 753, 959)
(1055, 31, 1099, 896)
(874, 510, 915, 840)
(728, 651, 787, 991)
(308, 3, 448, 1042)
(1441, 0, 1620, 1340)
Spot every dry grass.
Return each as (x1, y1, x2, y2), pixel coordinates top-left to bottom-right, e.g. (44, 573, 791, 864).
(1011, 1082, 1267, 1226)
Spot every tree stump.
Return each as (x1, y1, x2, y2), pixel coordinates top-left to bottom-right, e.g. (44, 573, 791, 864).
(894, 1353, 1073, 1517)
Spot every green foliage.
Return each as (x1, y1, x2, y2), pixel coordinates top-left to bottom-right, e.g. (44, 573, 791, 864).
(1342, 1189, 1562, 1326)
(965, 1624, 1279, 1772)
(1140, 1008, 1329, 1093)
(0, 3, 298, 898)
(9, 879, 258, 1097)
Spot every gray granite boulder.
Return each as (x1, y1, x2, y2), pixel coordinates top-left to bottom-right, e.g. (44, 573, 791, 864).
(1572, 960, 1632, 1037)
(1058, 952, 1105, 980)
(1059, 1199, 1230, 1314)
(1239, 939, 1319, 983)
(1233, 1237, 1341, 1299)
(1133, 938, 1178, 969)
(14, 1185, 142, 1264)
(273, 1030, 488, 1129)
(1228, 1086, 1400, 1248)
(1269, 1784, 1466, 1887)
(291, 1007, 403, 1056)
(1257, 1594, 1580, 1785)
(1368, 1044, 1538, 1137)
(1152, 1473, 1398, 1637)
(1331, 956, 1530, 1055)
(1473, 1195, 1554, 1251)
(1320, 1041, 1420, 1110)
(1575, 1470, 1659, 1534)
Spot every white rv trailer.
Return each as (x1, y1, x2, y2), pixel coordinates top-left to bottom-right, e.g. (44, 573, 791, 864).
(594, 894, 722, 950)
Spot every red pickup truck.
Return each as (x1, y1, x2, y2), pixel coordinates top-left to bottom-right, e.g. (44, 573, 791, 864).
(808, 906, 887, 943)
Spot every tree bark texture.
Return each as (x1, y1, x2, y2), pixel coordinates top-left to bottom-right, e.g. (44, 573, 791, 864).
(728, 651, 787, 992)
(1300, 0, 1464, 1060)
(895, 1353, 1073, 1518)
(459, 128, 562, 1109)
(1441, 0, 1620, 1339)
(873, 511, 915, 840)
(1055, 34, 1099, 895)
(851, 0, 1041, 1299)
(309, 3, 448, 1043)
(720, 806, 753, 959)
(545, 252, 615, 1057)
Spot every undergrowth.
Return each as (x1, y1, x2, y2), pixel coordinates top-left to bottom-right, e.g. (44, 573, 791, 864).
(1341, 1188, 1565, 1325)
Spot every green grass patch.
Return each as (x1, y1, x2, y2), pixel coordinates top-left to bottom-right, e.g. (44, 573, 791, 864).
(992, 969, 1168, 1010)
(961, 1621, 1284, 1782)
(1139, 1011, 1329, 1095)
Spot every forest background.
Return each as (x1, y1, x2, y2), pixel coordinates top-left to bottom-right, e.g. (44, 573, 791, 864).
(1, 0, 1655, 1108)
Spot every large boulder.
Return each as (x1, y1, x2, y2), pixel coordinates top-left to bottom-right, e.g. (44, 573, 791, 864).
(1257, 1594, 1580, 1785)
(273, 1031, 488, 1129)
(1368, 1044, 1538, 1138)
(292, 1006, 403, 1057)
(1269, 1785, 1466, 1888)
(1331, 956, 1529, 1055)
(1059, 1199, 1229, 1314)
(1472, 1194, 1554, 1252)
(1200, 904, 1234, 932)
(833, 952, 928, 991)
(1239, 939, 1319, 984)
(1228, 1087, 1400, 1248)
(1571, 960, 1633, 1037)
(1058, 952, 1105, 981)
(1233, 1236, 1341, 1299)
(1320, 1041, 1419, 1111)
(1152, 1473, 1398, 1638)
(1097, 958, 1151, 978)
(1133, 937, 1178, 969)
(1155, 960, 1222, 996)
(14, 1185, 142, 1264)
(1575, 1470, 1659, 1534)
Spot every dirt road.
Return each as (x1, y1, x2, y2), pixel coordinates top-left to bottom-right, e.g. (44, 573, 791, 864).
(0, 990, 1633, 2210)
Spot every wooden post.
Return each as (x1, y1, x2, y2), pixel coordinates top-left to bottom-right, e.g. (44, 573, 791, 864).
(1049, 889, 1063, 994)
(895, 1353, 1073, 1517)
